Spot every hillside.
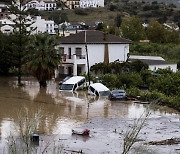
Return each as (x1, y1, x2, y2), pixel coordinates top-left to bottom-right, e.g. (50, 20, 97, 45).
(37, 0, 180, 26)
(130, 0, 180, 8)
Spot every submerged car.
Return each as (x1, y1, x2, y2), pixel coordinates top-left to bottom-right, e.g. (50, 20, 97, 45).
(59, 76, 86, 92)
(108, 89, 127, 101)
(59, 76, 72, 85)
(88, 83, 110, 97)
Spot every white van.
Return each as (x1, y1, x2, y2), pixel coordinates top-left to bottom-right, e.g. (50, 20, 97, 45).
(88, 83, 110, 97)
(59, 76, 86, 92)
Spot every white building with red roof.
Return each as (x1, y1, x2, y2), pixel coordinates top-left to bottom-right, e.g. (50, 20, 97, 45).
(56, 30, 131, 76)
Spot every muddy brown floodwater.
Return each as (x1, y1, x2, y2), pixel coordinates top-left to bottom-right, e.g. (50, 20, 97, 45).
(0, 77, 179, 154)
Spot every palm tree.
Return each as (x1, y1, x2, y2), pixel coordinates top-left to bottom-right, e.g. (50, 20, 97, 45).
(26, 34, 61, 88)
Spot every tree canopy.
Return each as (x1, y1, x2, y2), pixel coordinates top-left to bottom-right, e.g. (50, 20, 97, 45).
(26, 34, 61, 88)
(121, 17, 145, 41)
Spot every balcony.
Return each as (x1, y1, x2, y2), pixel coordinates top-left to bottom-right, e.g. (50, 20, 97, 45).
(61, 54, 86, 64)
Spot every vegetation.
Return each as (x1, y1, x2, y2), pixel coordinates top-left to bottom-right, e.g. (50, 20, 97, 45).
(0, 0, 179, 106)
(7, 107, 64, 154)
(90, 62, 180, 111)
(122, 111, 150, 154)
(0, 33, 14, 75)
(34, 0, 180, 26)
(26, 34, 61, 88)
(8, 0, 34, 86)
(121, 17, 145, 41)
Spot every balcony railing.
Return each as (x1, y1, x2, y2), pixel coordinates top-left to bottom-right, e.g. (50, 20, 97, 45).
(61, 54, 86, 62)
(76, 55, 85, 59)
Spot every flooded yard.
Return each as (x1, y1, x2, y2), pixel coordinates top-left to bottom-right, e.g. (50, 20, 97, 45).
(0, 77, 179, 154)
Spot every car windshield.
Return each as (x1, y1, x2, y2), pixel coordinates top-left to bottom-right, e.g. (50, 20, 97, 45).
(112, 90, 126, 95)
(60, 84, 74, 90)
(99, 91, 110, 96)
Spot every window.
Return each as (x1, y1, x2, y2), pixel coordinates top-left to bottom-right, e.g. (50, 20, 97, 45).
(73, 84, 77, 91)
(75, 48, 82, 56)
(68, 48, 71, 59)
(59, 47, 64, 55)
(78, 79, 85, 86)
(90, 86, 95, 93)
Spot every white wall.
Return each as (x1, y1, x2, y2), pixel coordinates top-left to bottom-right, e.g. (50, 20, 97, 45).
(149, 64, 177, 72)
(58, 43, 129, 66)
(0, 18, 15, 25)
(80, 0, 104, 8)
(57, 43, 129, 75)
(108, 44, 129, 62)
(23, 0, 56, 11)
(30, 16, 55, 34)
(0, 25, 14, 34)
(130, 55, 165, 61)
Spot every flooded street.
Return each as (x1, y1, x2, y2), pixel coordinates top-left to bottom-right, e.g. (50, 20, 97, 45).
(0, 77, 179, 154)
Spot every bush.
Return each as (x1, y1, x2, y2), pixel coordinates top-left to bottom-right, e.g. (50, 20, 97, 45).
(109, 4, 118, 11)
(74, 8, 88, 15)
(126, 87, 141, 97)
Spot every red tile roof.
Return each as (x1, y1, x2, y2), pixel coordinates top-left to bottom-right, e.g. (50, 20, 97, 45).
(58, 30, 132, 44)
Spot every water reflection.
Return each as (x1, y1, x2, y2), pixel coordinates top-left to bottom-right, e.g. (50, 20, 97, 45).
(0, 77, 178, 141)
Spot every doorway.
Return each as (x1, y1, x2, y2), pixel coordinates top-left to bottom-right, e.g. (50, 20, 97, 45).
(68, 67, 72, 75)
(77, 66, 82, 75)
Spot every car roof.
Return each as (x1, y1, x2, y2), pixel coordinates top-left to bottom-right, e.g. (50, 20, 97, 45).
(89, 83, 110, 92)
(63, 76, 85, 84)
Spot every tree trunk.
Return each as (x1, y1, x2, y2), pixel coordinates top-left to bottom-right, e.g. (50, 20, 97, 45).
(18, 63, 22, 86)
(39, 81, 47, 88)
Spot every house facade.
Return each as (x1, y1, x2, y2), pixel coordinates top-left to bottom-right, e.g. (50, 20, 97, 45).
(80, 0, 104, 8)
(56, 30, 131, 77)
(0, 15, 55, 35)
(0, 2, 9, 19)
(0, 18, 15, 34)
(23, 0, 56, 11)
(62, 0, 104, 9)
(30, 16, 55, 34)
(129, 55, 177, 72)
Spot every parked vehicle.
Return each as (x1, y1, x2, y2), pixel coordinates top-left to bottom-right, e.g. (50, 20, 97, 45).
(59, 76, 72, 85)
(88, 83, 110, 97)
(108, 89, 127, 101)
(59, 76, 86, 92)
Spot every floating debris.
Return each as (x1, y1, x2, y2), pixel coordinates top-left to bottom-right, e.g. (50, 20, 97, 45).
(72, 129, 90, 136)
(147, 138, 180, 145)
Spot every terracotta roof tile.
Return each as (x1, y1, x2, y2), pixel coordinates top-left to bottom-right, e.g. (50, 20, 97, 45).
(58, 30, 132, 44)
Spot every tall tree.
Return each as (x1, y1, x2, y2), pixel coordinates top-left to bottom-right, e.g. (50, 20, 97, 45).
(0, 33, 14, 75)
(121, 17, 145, 41)
(8, 0, 33, 86)
(114, 13, 122, 28)
(146, 20, 167, 43)
(26, 34, 61, 88)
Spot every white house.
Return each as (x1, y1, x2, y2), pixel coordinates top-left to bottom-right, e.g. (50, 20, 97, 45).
(23, 0, 56, 11)
(30, 16, 55, 34)
(0, 25, 14, 34)
(129, 55, 177, 72)
(0, 18, 15, 34)
(80, 0, 104, 8)
(62, 0, 104, 9)
(56, 30, 131, 77)
(0, 15, 55, 35)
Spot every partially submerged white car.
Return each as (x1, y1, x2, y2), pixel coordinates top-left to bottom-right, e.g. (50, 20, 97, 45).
(88, 83, 110, 97)
(59, 76, 86, 92)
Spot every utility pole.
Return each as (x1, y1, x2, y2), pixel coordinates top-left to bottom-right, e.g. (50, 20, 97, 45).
(85, 31, 90, 86)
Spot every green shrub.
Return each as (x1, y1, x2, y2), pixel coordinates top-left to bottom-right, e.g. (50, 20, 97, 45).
(126, 87, 141, 97)
(74, 8, 88, 15)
